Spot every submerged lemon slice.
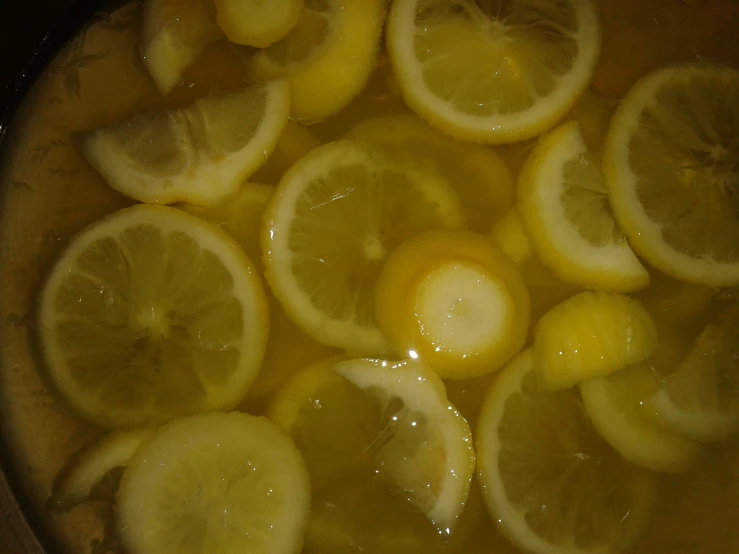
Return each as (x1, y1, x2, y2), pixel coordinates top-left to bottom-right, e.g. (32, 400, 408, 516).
(38, 205, 269, 428)
(518, 121, 648, 292)
(214, 0, 304, 47)
(84, 80, 290, 206)
(347, 113, 515, 233)
(605, 63, 739, 287)
(250, 0, 386, 122)
(268, 357, 475, 550)
(140, 0, 224, 94)
(476, 349, 657, 554)
(534, 291, 658, 390)
(262, 140, 464, 354)
(386, 0, 601, 144)
(117, 412, 310, 554)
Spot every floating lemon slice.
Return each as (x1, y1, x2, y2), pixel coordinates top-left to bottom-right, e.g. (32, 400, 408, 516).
(50, 429, 153, 509)
(375, 230, 530, 379)
(84, 80, 289, 206)
(268, 357, 475, 550)
(38, 205, 269, 428)
(518, 121, 648, 292)
(117, 412, 310, 554)
(649, 291, 739, 442)
(386, 0, 601, 144)
(534, 291, 658, 390)
(477, 349, 657, 554)
(580, 362, 701, 474)
(214, 0, 304, 47)
(262, 140, 464, 354)
(347, 113, 514, 233)
(140, 0, 224, 94)
(250, 0, 386, 122)
(604, 63, 739, 287)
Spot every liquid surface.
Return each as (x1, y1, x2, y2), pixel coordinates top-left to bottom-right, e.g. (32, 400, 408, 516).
(1, 1, 739, 553)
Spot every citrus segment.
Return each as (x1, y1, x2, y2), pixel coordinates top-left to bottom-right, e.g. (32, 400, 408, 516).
(518, 121, 648, 292)
(387, 0, 602, 143)
(476, 349, 657, 554)
(250, 0, 386, 122)
(214, 0, 304, 47)
(262, 140, 465, 354)
(38, 205, 269, 428)
(604, 63, 739, 287)
(117, 412, 310, 554)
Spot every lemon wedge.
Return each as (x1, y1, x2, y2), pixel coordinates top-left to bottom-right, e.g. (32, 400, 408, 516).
(267, 357, 475, 550)
(84, 80, 290, 206)
(50, 429, 153, 509)
(375, 230, 530, 379)
(476, 349, 657, 554)
(533, 291, 658, 390)
(249, 0, 386, 122)
(262, 140, 465, 354)
(140, 0, 224, 94)
(38, 205, 269, 428)
(117, 412, 310, 554)
(214, 0, 304, 47)
(386, 0, 601, 144)
(604, 63, 739, 287)
(347, 113, 514, 233)
(518, 121, 649, 292)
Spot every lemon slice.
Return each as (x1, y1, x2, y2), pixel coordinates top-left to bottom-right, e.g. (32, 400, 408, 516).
(117, 412, 310, 554)
(50, 429, 153, 509)
(262, 140, 465, 354)
(580, 362, 701, 473)
(604, 63, 739, 287)
(347, 113, 515, 233)
(249, 0, 386, 122)
(518, 121, 648, 292)
(140, 0, 224, 94)
(84, 80, 290, 206)
(267, 357, 475, 549)
(477, 348, 656, 554)
(214, 0, 304, 47)
(534, 291, 658, 390)
(375, 230, 530, 379)
(649, 291, 739, 442)
(38, 205, 269, 428)
(386, 0, 601, 144)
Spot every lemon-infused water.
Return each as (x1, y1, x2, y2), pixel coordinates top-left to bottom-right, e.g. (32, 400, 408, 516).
(0, 1, 739, 553)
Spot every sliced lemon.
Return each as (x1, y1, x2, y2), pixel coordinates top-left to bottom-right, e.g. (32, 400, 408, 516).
(84, 80, 290, 206)
(518, 121, 648, 292)
(347, 113, 515, 233)
(249, 0, 386, 122)
(386, 0, 601, 144)
(580, 362, 701, 473)
(477, 349, 657, 554)
(375, 230, 530, 379)
(604, 63, 739, 287)
(117, 412, 310, 554)
(262, 140, 465, 354)
(38, 205, 269, 428)
(533, 291, 658, 390)
(214, 0, 304, 47)
(267, 357, 475, 550)
(251, 120, 322, 185)
(488, 207, 580, 320)
(649, 290, 739, 442)
(140, 0, 224, 94)
(50, 429, 153, 509)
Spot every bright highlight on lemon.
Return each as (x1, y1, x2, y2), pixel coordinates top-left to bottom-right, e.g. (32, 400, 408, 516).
(84, 80, 290, 206)
(375, 230, 530, 380)
(38, 205, 269, 428)
(387, 0, 602, 143)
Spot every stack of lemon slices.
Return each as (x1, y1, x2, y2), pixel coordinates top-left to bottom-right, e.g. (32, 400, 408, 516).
(36, 0, 739, 553)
